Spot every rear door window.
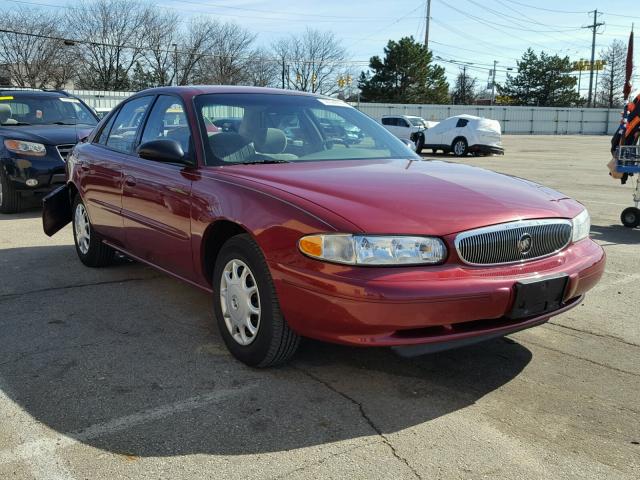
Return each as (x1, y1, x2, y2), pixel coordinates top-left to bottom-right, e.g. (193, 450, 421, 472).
(456, 118, 469, 128)
(105, 96, 153, 153)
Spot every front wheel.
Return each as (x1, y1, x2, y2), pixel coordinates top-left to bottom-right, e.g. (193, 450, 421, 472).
(72, 196, 115, 267)
(621, 207, 640, 228)
(452, 138, 468, 157)
(414, 134, 424, 153)
(212, 234, 300, 367)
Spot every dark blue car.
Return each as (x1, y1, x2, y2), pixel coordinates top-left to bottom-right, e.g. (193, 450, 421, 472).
(0, 89, 98, 213)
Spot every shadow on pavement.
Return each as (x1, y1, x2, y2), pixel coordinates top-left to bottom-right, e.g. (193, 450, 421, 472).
(0, 245, 532, 457)
(590, 224, 638, 245)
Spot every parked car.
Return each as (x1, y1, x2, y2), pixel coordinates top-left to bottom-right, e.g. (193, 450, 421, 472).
(43, 86, 604, 367)
(0, 89, 99, 213)
(424, 114, 503, 156)
(381, 115, 436, 152)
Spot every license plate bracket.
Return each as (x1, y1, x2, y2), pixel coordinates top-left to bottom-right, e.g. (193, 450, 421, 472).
(507, 274, 569, 320)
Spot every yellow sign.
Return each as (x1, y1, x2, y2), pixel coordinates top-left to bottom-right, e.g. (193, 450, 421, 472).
(572, 59, 606, 71)
(0, 96, 14, 101)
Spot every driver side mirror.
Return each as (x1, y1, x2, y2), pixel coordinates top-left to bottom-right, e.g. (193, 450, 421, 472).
(137, 139, 187, 164)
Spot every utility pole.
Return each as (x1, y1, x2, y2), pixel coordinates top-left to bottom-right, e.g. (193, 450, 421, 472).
(583, 10, 604, 107)
(424, 0, 431, 49)
(461, 65, 467, 104)
(490, 60, 497, 105)
(281, 58, 285, 89)
(172, 43, 178, 86)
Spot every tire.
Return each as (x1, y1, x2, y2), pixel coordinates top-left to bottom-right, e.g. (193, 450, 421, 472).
(72, 195, 115, 267)
(414, 134, 424, 153)
(212, 234, 300, 367)
(452, 137, 468, 157)
(0, 168, 22, 213)
(620, 207, 640, 228)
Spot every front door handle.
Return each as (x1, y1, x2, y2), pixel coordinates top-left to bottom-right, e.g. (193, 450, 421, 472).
(124, 176, 137, 187)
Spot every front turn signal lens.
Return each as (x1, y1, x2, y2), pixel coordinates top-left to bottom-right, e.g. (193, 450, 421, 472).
(299, 235, 323, 257)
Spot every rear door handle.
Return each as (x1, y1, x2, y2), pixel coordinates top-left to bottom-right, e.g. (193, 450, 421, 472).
(124, 176, 137, 187)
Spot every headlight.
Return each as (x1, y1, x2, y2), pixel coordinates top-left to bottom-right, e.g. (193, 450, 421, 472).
(4, 139, 46, 156)
(571, 209, 591, 242)
(298, 234, 447, 265)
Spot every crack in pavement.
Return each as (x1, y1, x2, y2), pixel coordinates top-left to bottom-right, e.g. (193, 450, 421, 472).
(546, 322, 640, 348)
(0, 275, 163, 302)
(294, 366, 423, 480)
(518, 338, 639, 377)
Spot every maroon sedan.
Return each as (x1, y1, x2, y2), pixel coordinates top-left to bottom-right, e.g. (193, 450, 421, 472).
(43, 86, 605, 367)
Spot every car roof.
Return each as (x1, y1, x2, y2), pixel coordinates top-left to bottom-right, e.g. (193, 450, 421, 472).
(132, 85, 323, 99)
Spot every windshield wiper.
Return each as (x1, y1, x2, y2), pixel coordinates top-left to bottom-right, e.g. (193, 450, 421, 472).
(1, 121, 31, 126)
(240, 159, 290, 164)
(49, 121, 78, 125)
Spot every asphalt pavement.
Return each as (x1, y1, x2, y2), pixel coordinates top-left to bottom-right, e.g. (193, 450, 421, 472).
(0, 135, 638, 479)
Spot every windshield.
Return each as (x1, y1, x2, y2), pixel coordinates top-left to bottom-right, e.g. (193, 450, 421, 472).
(195, 93, 418, 165)
(407, 117, 425, 127)
(0, 95, 98, 126)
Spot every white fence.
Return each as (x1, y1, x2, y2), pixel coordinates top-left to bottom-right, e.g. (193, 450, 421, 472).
(353, 103, 621, 136)
(70, 90, 620, 136)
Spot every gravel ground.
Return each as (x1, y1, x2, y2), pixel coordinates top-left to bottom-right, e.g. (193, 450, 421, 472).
(0, 135, 638, 479)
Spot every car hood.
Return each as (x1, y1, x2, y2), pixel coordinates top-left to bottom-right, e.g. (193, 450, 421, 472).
(0, 125, 94, 145)
(217, 158, 581, 235)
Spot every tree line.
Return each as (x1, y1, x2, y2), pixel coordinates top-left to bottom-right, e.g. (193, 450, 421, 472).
(0, 0, 349, 94)
(0, 0, 631, 108)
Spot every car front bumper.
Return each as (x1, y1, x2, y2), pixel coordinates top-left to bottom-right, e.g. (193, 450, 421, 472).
(1, 155, 66, 194)
(270, 238, 605, 349)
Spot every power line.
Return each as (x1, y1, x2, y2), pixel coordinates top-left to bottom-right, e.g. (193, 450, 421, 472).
(496, 0, 586, 15)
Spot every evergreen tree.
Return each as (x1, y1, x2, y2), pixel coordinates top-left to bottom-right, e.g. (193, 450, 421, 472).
(358, 36, 449, 104)
(498, 49, 581, 107)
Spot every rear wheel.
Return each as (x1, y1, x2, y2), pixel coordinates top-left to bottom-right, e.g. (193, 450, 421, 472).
(72, 196, 115, 267)
(0, 169, 22, 213)
(452, 137, 468, 157)
(621, 207, 640, 228)
(213, 234, 300, 367)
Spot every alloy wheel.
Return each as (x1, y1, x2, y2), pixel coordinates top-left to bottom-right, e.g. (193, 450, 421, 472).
(74, 203, 91, 255)
(454, 140, 466, 156)
(220, 259, 261, 346)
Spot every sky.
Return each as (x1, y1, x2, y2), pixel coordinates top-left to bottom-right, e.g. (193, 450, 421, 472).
(1, 0, 638, 94)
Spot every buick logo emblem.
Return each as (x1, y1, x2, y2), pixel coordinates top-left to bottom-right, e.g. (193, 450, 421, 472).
(517, 233, 532, 254)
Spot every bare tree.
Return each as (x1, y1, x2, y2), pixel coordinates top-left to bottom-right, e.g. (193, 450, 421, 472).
(175, 18, 218, 85)
(68, 0, 152, 89)
(451, 68, 478, 105)
(597, 40, 628, 108)
(246, 48, 280, 87)
(273, 29, 346, 94)
(0, 8, 73, 88)
(143, 10, 180, 87)
(193, 22, 256, 85)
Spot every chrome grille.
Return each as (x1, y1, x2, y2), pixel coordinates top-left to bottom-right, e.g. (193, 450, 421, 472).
(56, 144, 75, 162)
(455, 219, 572, 266)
